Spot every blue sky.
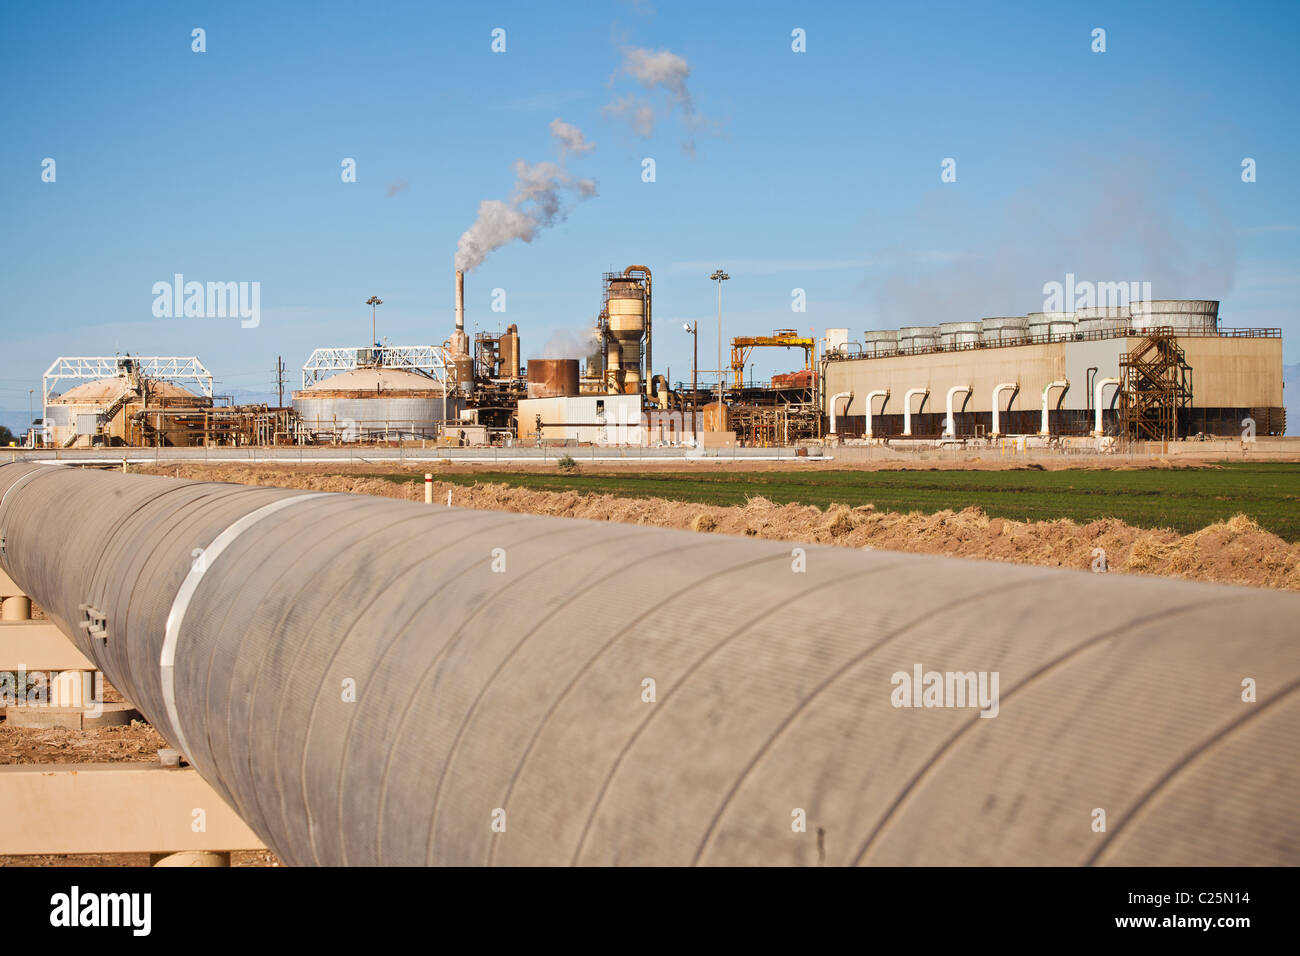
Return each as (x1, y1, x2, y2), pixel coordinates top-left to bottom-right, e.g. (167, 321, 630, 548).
(1, 0, 1297, 432)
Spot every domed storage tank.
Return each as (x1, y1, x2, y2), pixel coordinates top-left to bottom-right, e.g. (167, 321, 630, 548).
(980, 316, 1028, 345)
(292, 367, 458, 441)
(938, 321, 981, 349)
(607, 276, 646, 395)
(1026, 312, 1077, 340)
(1076, 306, 1131, 335)
(898, 326, 940, 351)
(47, 376, 208, 447)
(1129, 300, 1218, 333)
(863, 330, 898, 356)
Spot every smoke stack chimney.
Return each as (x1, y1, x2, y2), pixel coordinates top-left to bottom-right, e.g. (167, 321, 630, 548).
(455, 269, 465, 334)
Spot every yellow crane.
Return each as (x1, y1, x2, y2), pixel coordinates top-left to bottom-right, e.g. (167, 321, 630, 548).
(730, 329, 815, 388)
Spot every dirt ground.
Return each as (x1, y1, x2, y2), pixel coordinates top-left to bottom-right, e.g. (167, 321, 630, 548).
(0, 631, 281, 867)
(141, 462, 1300, 591)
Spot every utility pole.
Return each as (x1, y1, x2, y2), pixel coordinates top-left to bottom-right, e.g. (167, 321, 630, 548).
(275, 356, 286, 408)
(683, 321, 697, 442)
(709, 269, 729, 427)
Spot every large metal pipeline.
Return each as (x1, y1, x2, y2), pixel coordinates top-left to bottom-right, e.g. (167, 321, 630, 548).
(1, 460, 1297, 866)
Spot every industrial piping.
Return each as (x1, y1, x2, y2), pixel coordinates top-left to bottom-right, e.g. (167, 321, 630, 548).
(828, 391, 852, 436)
(1, 462, 1297, 866)
(943, 385, 972, 437)
(990, 382, 1018, 438)
(863, 389, 888, 438)
(1094, 377, 1121, 436)
(902, 387, 928, 436)
(1040, 380, 1069, 435)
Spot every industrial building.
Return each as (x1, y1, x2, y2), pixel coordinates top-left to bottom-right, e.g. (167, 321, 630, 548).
(822, 301, 1284, 442)
(38, 355, 285, 448)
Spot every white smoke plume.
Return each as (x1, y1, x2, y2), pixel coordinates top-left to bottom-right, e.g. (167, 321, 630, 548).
(549, 118, 595, 157)
(605, 46, 701, 153)
(455, 120, 598, 273)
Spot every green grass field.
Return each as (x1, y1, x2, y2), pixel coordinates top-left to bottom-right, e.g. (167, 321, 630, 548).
(367, 462, 1300, 541)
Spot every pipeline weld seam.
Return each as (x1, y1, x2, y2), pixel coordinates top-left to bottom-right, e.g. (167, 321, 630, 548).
(492, 540, 787, 862)
(1085, 676, 1300, 867)
(207, 496, 380, 841)
(371, 520, 594, 866)
(318, 512, 536, 866)
(851, 595, 1229, 867)
(691, 576, 1040, 865)
(319, 512, 546, 865)
(568, 562, 897, 868)
(161, 493, 329, 762)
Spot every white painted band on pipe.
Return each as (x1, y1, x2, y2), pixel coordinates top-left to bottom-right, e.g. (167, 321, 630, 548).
(161, 493, 328, 761)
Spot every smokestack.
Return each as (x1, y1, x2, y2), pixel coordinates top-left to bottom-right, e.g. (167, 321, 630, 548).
(455, 269, 465, 334)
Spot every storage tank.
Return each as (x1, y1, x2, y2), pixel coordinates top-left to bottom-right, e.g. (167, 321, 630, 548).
(291, 367, 456, 441)
(527, 359, 581, 399)
(607, 276, 646, 395)
(1026, 312, 1077, 340)
(1128, 300, 1218, 333)
(47, 376, 208, 447)
(1075, 306, 1131, 335)
(863, 330, 898, 356)
(980, 316, 1029, 345)
(898, 326, 940, 351)
(500, 324, 521, 378)
(938, 321, 981, 349)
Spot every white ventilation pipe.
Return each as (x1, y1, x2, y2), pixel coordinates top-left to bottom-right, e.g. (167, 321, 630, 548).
(864, 389, 889, 438)
(1094, 377, 1121, 436)
(828, 392, 852, 435)
(943, 385, 972, 437)
(990, 382, 1018, 437)
(902, 388, 928, 436)
(1040, 381, 1069, 435)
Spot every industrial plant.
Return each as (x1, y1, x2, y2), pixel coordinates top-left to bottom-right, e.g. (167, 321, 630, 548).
(19, 276, 1287, 451)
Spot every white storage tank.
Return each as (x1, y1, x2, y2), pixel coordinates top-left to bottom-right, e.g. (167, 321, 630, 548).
(1026, 312, 1077, 340)
(863, 330, 898, 355)
(292, 367, 459, 441)
(1129, 300, 1218, 333)
(980, 316, 1029, 345)
(899, 326, 940, 351)
(938, 321, 982, 349)
(1076, 305, 1131, 335)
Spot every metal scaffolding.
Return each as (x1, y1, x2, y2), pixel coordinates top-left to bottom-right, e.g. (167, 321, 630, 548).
(300, 345, 450, 388)
(1117, 328, 1193, 441)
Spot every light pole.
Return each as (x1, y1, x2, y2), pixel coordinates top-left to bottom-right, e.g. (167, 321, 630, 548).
(683, 321, 697, 442)
(365, 296, 383, 352)
(27, 389, 33, 447)
(709, 269, 729, 427)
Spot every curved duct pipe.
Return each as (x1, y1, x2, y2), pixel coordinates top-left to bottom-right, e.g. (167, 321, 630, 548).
(902, 387, 928, 436)
(990, 382, 1018, 438)
(1040, 381, 1069, 435)
(828, 391, 852, 435)
(943, 385, 972, 437)
(1094, 377, 1121, 436)
(3, 462, 1298, 866)
(864, 389, 889, 438)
